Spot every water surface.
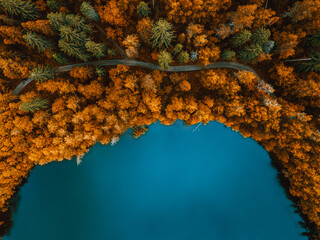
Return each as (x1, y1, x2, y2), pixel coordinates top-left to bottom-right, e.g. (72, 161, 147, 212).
(4, 121, 307, 240)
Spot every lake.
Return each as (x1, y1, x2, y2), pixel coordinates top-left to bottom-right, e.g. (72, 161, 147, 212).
(4, 120, 307, 240)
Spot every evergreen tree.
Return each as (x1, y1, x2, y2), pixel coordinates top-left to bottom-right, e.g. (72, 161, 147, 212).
(85, 40, 106, 58)
(20, 97, 49, 112)
(58, 39, 90, 61)
(177, 50, 189, 63)
(95, 66, 105, 76)
(230, 30, 251, 48)
(221, 49, 236, 60)
(52, 53, 70, 65)
(296, 52, 320, 72)
(190, 51, 198, 62)
(174, 43, 183, 55)
(0, 0, 38, 20)
(80, 1, 100, 21)
(65, 14, 91, 33)
(238, 44, 262, 62)
(29, 65, 56, 83)
(252, 27, 271, 45)
(47, 12, 67, 31)
(150, 19, 175, 49)
(158, 50, 172, 70)
(107, 48, 116, 56)
(262, 40, 275, 54)
(46, 0, 60, 12)
(59, 25, 87, 44)
(306, 31, 320, 48)
(23, 31, 51, 53)
(137, 1, 150, 17)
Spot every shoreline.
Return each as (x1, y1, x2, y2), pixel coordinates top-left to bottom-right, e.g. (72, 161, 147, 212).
(1, 124, 314, 239)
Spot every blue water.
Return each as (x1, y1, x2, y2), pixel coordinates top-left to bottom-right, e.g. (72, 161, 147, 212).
(4, 120, 307, 240)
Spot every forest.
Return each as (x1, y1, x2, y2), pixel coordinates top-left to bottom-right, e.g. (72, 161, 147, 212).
(0, 0, 320, 239)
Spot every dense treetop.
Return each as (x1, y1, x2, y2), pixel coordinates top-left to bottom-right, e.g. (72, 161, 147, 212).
(0, 0, 320, 239)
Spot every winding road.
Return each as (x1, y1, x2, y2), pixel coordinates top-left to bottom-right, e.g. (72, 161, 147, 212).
(11, 59, 262, 95)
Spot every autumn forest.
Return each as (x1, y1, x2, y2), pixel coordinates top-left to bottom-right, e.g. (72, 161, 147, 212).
(0, 0, 320, 238)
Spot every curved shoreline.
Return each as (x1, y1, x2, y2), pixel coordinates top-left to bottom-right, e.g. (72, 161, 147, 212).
(11, 59, 261, 95)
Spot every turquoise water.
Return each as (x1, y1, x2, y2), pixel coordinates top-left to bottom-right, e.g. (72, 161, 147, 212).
(4, 120, 307, 240)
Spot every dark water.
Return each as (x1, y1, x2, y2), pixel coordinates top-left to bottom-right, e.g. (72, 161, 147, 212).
(4, 121, 307, 240)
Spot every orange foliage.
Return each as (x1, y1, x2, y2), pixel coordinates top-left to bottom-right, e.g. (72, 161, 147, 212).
(136, 18, 153, 44)
(198, 46, 220, 66)
(165, 0, 231, 24)
(69, 66, 94, 80)
(21, 20, 55, 36)
(273, 32, 299, 59)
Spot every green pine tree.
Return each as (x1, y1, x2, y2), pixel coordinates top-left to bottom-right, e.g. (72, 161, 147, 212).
(95, 66, 106, 76)
(174, 43, 183, 55)
(190, 51, 198, 62)
(58, 39, 90, 61)
(65, 14, 91, 33)
(20, 97, 49, 112)
(137, 1, 150, 17)
(23, 31, 51, 53)
(230, 30, 251, 48)
(29, 65, 56, 83)
(107, 48, 117, 56)
(221, 50, 236, 61)
(80, 1, 100, 21)
(306, 31, 320, 48)
(150, 19, 175, 49)
(251, 27, 271, 45)
(238, 44, 262, 62)
(85, 40, 106, 58)
(262, 40, 275, 54)
(46, 0, 60, 12)
(296, 52, 320, 72)
(47, 12, 67, 31)
(52, 53, 70, 65)
(158, 50, 172, 70)
(59, 25, 87, 44)
(0, 0, 38, 19)
(177, 50, 189, 63)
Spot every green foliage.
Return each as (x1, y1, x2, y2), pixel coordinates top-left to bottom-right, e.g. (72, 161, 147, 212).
(296, 52, 320, 72)
(85, 40, 106, 58)
(221, 50, 236, 60)
(65, 14, 91, 33)
(23, 31, 51, 53)
(238, 44, 263, 62)
(251, 27, 271, 45)
(29, 65, 56, 83)
(177, 50, 189, 63)
(262, 40, 275, 54)
(46, 0, 60, 12)
(190, 51, 198, 62)
(230, 30, 251, 48)
(0, 0, 38, 19)
(52, 53, 70, 65)
(107, 48, 116, 56)
(158, 50, 172, 70)
(59, 25, 87, 44)
(150, 19, 175, 49)
(80, 1, 100, 21)
(137, 1, 150, 17)
(47, 12, 67, 31)
(20, 97, 49, 112)
(306, 32, 320, 48)
(174, 43, 183, 55)
(95, 66, 105, 76)
(58, 39, 90, 61)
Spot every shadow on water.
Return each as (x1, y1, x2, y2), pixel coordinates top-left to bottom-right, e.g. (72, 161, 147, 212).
(269, 151, 318, 240)
(0, 173, 30, 237)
